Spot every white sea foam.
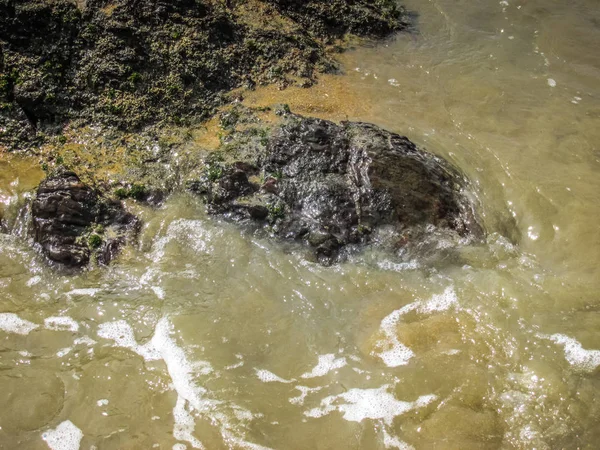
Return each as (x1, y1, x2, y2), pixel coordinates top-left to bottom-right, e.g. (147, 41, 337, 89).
(289, 386, 324, 405)
(300, 354, 347, 378)
(152, 319, 268, 449)
(57, 347, 72, 357)
(0, 313, 39, 335)
(372, 287, 458, 367)
(26, 276, 42, 287)
(545, 334, 600, 372)
(382, 286, 458, 318)
(41, 420, 83, 450)
(151, 286, 165, 299)
(150, 219, 217, 262)
(255, 369, 294, 383)
(442, 349, 461, 356)
(373, 309, 415, 367)
(225, 360, 244, 370)
(99, 317, 270, 449)
(74, 336, 97, 346)
(377, 260, 420, 272)
(226, 437, 273, 450)
(233, 407, 255, 422)
(305, 385, 436, 425)
(45, 316, 79, 332)
(99, 318, 210, 448)
(65, 288, 100, 297)
(173, 396, 204, 449)
(97, 320, 161, 361)
(383, 428, 414, 450)
(151, 318, 213, 406)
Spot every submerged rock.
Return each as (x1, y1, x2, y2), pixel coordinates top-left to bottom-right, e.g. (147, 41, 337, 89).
(31, 168, 138, 267)
(191, 113, 482, 263)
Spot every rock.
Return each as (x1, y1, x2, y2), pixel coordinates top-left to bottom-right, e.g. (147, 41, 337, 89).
(269, 0, 407, 38)
(0, 0, 408, 150)
(192, 114, 482, 264)
(31, 168, 138, 267)
(247, 205, 269, 220)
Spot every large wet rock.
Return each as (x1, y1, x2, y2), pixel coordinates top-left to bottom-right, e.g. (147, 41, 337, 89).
(191, 114, 482, 263)
(0, 0, 407, 150)
(32, 168, 139, 267)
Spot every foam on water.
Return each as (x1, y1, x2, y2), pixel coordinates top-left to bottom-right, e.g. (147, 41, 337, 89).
(41, 420, 83, 450)
(173, 396, 204, 449)
(300, 354, 347, 378)
(289, 386, 324, 405)
(0, 313, 39, 335)
(374, 309, 415, 367)
(26, 275, 41, 287)
(57, 347, 72, 357)
(65, 288, 100, 297)
(155, 318, 270, 449)
(227, 438, 273, 450)
(150, 318, 213, 407)
(151, 286, 165, 299)
(383, 428, 414, 450)
(225, 355, 244, 370)
(305, 385, 436, 425)
(97, 320, 161, 361)
(255, 369, 294, 383)
(98, 316, 267, 448)
(150, 219, 217, 262)
(416, 287, 458, 314)
(45, 316, 79, 332)
(372, 287, 458, 367)
(377, 260, 420, 272)
(544, 334, 600, 372)
(74, 336, 97, 346)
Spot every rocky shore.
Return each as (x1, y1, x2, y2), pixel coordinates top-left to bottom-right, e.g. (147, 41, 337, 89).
(24, 106, 483, 267)
(1, 0, 485, 268)
(0, 0, 408, 150)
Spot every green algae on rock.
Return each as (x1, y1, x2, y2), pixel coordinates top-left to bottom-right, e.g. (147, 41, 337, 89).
(0, 0, 408, 150)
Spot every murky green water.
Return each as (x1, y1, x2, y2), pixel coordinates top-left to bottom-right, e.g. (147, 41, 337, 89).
(2, 0, 600, 449)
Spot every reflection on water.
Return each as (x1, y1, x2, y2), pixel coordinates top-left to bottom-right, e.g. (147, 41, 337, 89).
(1, 0, 600, 448)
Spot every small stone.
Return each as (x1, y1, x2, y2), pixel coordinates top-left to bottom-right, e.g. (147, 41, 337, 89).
(308, 230, 332, 247)
(233, 161, 258, 174)
(262, 177, 278, 194)
(247, 205, 269, 220)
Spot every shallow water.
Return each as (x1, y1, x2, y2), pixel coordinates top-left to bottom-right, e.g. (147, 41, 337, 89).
(2, 0, 600, 448)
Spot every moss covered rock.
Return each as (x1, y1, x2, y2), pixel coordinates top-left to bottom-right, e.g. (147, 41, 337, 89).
(0, 0, 408, 149)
